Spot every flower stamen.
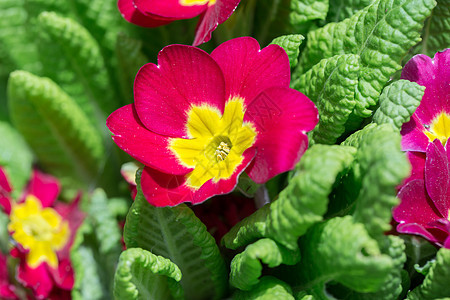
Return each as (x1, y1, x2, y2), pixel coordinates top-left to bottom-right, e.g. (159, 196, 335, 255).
(215, 142, 231, 161)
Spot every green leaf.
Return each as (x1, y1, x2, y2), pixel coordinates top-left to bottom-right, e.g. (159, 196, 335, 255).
(36, 11, 118, 131)
(297, 0, 436, 117)
(326, 0, 375, 22)
(223, 144, 357, 251)
(233, 276, 295, 300)
(372, 80, 425, 130)
(7, 70, 104, 190)
(292, 54, 360, 144)
(114, 248, 183, 300)
(352, 124, 410, 240)
(0, 121, 33, 197)
(230, 238, 301, 291)
(294, 216, 393, 296)
(290, 0, 329, 25)
(124, 170, 227, 300)
(0, 210, 9, 254)
(408, 248, 450, 299)
(270, 34, 304, 68)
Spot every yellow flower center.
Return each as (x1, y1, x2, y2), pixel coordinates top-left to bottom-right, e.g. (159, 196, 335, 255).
(8, 195, 69, 268)
(424, 112, 450, 147)
(179, 0, 216, 6)
(170, 98, 256, 189)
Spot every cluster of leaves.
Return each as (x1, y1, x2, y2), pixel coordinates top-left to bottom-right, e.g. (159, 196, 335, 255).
(0, 0, 449, 299)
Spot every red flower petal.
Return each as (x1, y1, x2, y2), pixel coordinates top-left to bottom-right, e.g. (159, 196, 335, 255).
(16, 262, 54, 299)
(210, 37, 291, 105)
(134, 45, 226, 138)
(141, 147, 255, 206)
(402, 151, 426, 186)
(107, 104, 192, 175)
(47, 259, 74, 290)
(22, 170, 60, 208)
(134, 0, 207, 19)
(396, 223, 440, 243)
(400, 114, 432, 152)
(118, 0, 174, 27)
(244, 87, 318, 183)
(193, 0, 241, 46)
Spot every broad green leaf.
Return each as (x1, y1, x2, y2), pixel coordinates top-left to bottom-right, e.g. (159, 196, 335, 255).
(230, 238, 300, 291)
(0, 121, 33, 197)
(7, 70, 104, 190)
(402, 236, 438, 275)
(372, 80, 425, 130)
(407, 248, 450, 299)
(0, 210, 9, 254)
(124, 170, 227, 300)
(290, 0, 329, 25)
(270, 34, 305, 68)
(115, 32, 149, 103)
(233, 276, 295, 300)
(36, 11, 118, 131)
(297, 0, 436, 117)
(326, 0, 375, 22)
(223, 144, 357, 251)
(352, 124, 410, 240)
(114, 248, 183, 300)
(292, 54, 360, 144)
(294, 216, 393, 296)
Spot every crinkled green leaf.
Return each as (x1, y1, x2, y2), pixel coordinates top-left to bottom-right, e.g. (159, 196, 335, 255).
(36, 11, 118, 131)
(407, 248, 450, 300)
(124, 170, 227, 300)
(114, 248, 183, 300)
(294, 216, 393, 296)
(352, 124, 410, 240)
(0, 121, 33, 197)
(270, 34, 304, 68)
(326, 0, 375, 22)
(223, 144, 357, 251)
(290, 0, 329, 25)
(292, 54, 360, 144)
(373, 80, 425, 130)
(297, 0, 436, 117)
(115, 32, 149, 103)
(233, 276, 295, 300)
(7, 70, 104, 190)
(230, 238, 300, 291)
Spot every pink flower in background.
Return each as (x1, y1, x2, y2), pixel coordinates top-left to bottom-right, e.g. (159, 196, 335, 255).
(0, 168, 85, 299)
(118, 0, 241, 46)
(0, 251, 17, 300)
(107, 37, 318, 207)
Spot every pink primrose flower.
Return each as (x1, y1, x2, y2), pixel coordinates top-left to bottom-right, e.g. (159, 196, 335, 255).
(0, 251, 18, 300)
(118, 0, 241, 46)
(107, 37, 318, 207)
(0, 168, 85, 299)
(394, 49, 450, 248)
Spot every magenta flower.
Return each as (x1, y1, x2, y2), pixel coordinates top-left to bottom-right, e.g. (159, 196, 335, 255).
(107, 37, 318, 207)
(0, 168, 85, 299)
(0, 251, 17, 300)
(118, 0, 241, 46)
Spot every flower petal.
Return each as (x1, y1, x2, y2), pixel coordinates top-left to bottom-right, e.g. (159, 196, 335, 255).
(22, 170, 60, 208)
(141, 147, 255, 206)
(193, 0, 241, 46)
(401, 49, 450, 125)
(396, 223, 440, 243)
(400, 114, 431, 152)
(48, 258, 74, 290)
(244, 87, 318, 183)
(425, 140, 450, 218)
(0, 167, 12, 214)
(134, 45, 226, 138)
(402, 151, 426, 186)
(16, 261, 53, 299)
(118, 0, 174, 27)
(106, 104, 192, 175)
(210, 37, 291, 105)
(134, 0, 207, 19)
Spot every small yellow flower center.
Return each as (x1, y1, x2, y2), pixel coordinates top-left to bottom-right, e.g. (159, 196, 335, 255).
(424, 112, 450, 147)
(170, 98, 256, 189)
(8, 195, 69, 268)
(179, 0, 216, 6)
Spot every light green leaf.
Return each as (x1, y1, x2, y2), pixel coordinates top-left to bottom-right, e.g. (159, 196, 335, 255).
(124, 170, 227, 300)
(223, 144, 356, 251)
(230, 238, 300, 291)
(36, 11, 118, 131)
(270, 34, 304, 68)
(297, 0, 436, 117)
(373, 80, 425, 130)
(352, 124, 410, 240)
(408, 248, 450, 300)
(7, 70, 104, 190)
(233, 276, 295, 300)
(326, 0, 375, 22)
(292, 54, 360, 144)
(294, 216, 393, 296)
(114, 248, 183, 300)
(0, 121, 33, 197)
(290, 0, 329, 25)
